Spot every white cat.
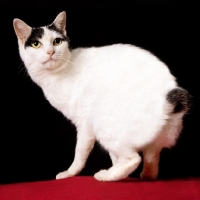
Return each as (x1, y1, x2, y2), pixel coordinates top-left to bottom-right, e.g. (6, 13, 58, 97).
(13, 11, 190, 181)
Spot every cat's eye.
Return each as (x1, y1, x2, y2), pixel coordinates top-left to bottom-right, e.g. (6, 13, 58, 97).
(53, 38, 62, 46)
(31, 41, 41, 49)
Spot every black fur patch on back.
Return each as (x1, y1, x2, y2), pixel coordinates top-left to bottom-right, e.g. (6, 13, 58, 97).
(25, 27, 44, 48)
(47, 24, 68, 41)
(167, 88, 191, 113)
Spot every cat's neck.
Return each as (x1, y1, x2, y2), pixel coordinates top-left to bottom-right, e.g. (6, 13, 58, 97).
(27, 54, 74, 89)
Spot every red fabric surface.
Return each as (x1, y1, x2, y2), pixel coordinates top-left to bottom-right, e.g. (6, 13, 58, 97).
(0, 177, 200, 200)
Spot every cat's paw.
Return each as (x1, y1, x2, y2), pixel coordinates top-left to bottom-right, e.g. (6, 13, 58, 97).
(140, 172, 157, 181)
(94, 170, 109, 181)
(56, 171, 72, 180)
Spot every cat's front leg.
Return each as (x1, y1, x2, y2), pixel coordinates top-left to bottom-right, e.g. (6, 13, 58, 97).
(56, 127, 95, 179)
(109, 152, 118, 165)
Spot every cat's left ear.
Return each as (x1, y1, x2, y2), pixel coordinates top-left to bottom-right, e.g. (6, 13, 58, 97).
(52, 11, 67, 35)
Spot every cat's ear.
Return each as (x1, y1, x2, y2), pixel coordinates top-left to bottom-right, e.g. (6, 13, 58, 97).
(52, 11, 67, 35)
(13, 19, 32, 44)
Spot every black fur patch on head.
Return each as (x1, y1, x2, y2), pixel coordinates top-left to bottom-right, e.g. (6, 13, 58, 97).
(167, 88, 191, 113)
(25, 27, 44, 48)
(47, 23, 68, 42)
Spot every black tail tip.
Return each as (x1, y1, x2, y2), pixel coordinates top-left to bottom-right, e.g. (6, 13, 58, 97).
(167, 87, 192, 113)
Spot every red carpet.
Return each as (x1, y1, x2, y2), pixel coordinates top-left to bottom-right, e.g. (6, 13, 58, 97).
(0, 177, 200, 200)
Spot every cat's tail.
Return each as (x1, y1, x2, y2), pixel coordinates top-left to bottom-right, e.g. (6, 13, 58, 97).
(167, 87, 192, 114)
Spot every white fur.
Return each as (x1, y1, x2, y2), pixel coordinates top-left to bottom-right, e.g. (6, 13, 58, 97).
(14, 11, 187, 181)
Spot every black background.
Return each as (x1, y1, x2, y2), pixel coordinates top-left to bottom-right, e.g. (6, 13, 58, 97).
(0, 0, 199, 184)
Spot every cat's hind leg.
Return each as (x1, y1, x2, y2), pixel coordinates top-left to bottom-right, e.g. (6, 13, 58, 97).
(140, 146, 161, 180)
(94, 151, 141, 181)
(56, 127, 95, 179)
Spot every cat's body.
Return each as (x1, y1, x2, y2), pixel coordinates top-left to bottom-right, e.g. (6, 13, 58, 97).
(13, 11, 190, 181)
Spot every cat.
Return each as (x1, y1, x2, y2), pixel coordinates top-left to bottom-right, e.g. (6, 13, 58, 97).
(13, 11, 191, 181)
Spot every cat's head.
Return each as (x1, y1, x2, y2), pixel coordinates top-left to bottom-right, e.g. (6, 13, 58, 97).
(13, 11, 71, 76)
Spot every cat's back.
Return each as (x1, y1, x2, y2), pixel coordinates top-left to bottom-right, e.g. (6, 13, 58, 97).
(72, 43, 156, 62)
(70, 43, 176, 91)
(71, 44, 171, 74)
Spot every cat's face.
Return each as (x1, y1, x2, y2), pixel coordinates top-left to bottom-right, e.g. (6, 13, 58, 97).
(13, 11, 71, 74)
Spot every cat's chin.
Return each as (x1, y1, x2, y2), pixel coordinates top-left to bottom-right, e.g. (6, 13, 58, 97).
(43, 59, 57, 69)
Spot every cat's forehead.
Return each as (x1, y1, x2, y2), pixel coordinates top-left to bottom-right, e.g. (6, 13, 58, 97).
(25, 24, 66, 47)
(43, 27, 62, 39)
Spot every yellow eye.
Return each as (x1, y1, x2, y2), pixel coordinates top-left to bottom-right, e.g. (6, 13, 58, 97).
(53, 38, 62, 46)
(31, 41, 41, 49)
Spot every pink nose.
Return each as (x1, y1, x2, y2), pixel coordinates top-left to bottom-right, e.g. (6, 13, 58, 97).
(47, 50, 55, 56)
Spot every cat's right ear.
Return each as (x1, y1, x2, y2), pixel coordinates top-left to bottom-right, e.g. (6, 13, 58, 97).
(13, 19, 32, 44)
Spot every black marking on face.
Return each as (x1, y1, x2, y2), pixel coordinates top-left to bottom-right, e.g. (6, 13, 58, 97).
(167, 88, 191, 113)
(47, 23, 68, 41)
(25, 27, 44, 48)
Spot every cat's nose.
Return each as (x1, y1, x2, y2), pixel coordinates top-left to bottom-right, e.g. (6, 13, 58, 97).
(47, 50, 55, 56)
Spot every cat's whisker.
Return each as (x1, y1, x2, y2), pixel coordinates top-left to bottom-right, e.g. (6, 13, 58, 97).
(17, 62, 25, 68)
(18, 67, 24, 75)
(56, 56, 75, 66)
(18, 63, 28, 78)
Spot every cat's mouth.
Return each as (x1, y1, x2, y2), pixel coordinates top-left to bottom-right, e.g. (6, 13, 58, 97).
(42, 58, 57, 69)
(43, 58, 56, 64)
